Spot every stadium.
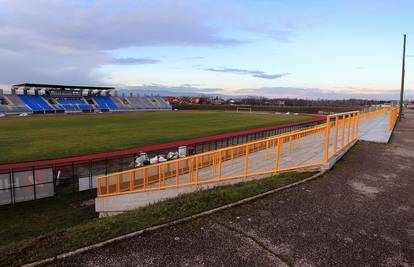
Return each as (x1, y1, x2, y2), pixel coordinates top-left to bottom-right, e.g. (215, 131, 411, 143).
(0, 83, 327, 206)
(0, 83, 171, 115)
(2, 1, 414, 266)
(0, 81, 399, 212)
(0, 84, 402, 266)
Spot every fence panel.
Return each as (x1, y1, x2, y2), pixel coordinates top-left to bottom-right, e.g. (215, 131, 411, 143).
(34, 167, 54, 199)
(0, 171, 12, 205)
(13, 169, 35, 202)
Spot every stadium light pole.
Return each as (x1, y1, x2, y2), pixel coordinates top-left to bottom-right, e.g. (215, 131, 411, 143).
(399, 34, 406, 119)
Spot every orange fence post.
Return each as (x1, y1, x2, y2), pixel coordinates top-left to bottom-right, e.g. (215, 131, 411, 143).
(195, 156, 199, 183)
(265, 141, 269, 160)
(333, 116, 339, 154)
(116, 174, 120, 193)
(191, 158, 195, 181)
(210, 155, 214, 176)
(176, 161, 179, 187)
(275, 137, 281, 172)
(356, 112, 360, 139)
(188, 158, 192, 181)
(106, 176, 109, 194)
(350, 114, 354, 140)
(161, 165, 165, 186)
(130, 172, 134, 191)
(280, 137, 284, 152)
(347, 114, 351, 145)
(324, 116, 331, 163)
(394, 109, 396, 128)
(352, 113, 357, 140)
(158, 165, 161, 189)
(218, 151, 222, 178)
(144, 168, 147, 191)
(389, 110, 392, 129)
(97, 178, 101, 196)
(341, 115, 346, 148)
(244, 145, 249, 177)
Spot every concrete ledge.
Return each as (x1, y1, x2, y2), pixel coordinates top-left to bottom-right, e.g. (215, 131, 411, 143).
(97, 173, 290, 217)
(385, 118, 399, 144)
(360, 131, 393, 144)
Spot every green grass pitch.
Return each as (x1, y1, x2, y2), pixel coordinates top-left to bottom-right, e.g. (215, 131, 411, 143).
(0, 111, 314, 164)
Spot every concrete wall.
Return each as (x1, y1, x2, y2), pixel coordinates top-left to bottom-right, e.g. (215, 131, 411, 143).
(97, 173, 272, 217)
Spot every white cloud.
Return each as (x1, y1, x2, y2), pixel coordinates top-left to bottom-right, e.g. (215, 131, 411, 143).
(201, 67, 289, 80)
(0, 0, 243, 86)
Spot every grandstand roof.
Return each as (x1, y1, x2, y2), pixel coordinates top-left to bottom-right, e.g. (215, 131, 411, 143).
(12, 83, 114, 90)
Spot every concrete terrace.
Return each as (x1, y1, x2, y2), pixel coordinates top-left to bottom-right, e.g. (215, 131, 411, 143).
(125, 112, 393, 188)
(359, 111, 394, 143)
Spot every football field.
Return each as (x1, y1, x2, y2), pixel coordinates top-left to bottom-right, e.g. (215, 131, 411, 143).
(0, 111, 314, 163)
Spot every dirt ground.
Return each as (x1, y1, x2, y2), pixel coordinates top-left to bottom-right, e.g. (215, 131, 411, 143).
(59, 110, 414, 267)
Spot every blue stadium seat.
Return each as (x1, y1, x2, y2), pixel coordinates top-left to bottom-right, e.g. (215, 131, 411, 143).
(18, 95, 54, 111)
(55, 98, 93, 110)
(92, 96, 118, 109)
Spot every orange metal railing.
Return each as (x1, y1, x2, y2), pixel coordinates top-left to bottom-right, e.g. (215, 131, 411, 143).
(325, 111, 360, 162)
(388, 107, 399, 130)
(358, 106, 399, 130)
(96, 108, 398, 197)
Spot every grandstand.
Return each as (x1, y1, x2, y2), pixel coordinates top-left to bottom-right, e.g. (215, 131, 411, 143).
(0, 93, 32, 114)
(0, 83, 171, 115)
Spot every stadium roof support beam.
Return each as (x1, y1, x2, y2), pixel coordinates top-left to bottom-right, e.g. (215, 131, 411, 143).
(12, 83, 114, 91)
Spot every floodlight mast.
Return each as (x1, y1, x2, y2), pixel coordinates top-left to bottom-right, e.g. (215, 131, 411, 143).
(399, 34, 406, 119)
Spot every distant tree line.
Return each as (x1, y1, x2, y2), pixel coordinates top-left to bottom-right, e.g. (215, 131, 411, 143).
(229, 97, 389, 107)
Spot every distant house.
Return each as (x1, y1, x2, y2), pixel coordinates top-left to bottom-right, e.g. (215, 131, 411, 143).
(163, 96, 223, 105)
(190, 97, 201, 104)
(211, 97, 224, 105)
(228, 99, 236, 105)
(162, 96, 179, 104)
(275, 100, 285, 106)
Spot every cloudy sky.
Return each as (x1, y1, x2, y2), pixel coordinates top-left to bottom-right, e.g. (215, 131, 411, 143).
(0, 0, 413, 99)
